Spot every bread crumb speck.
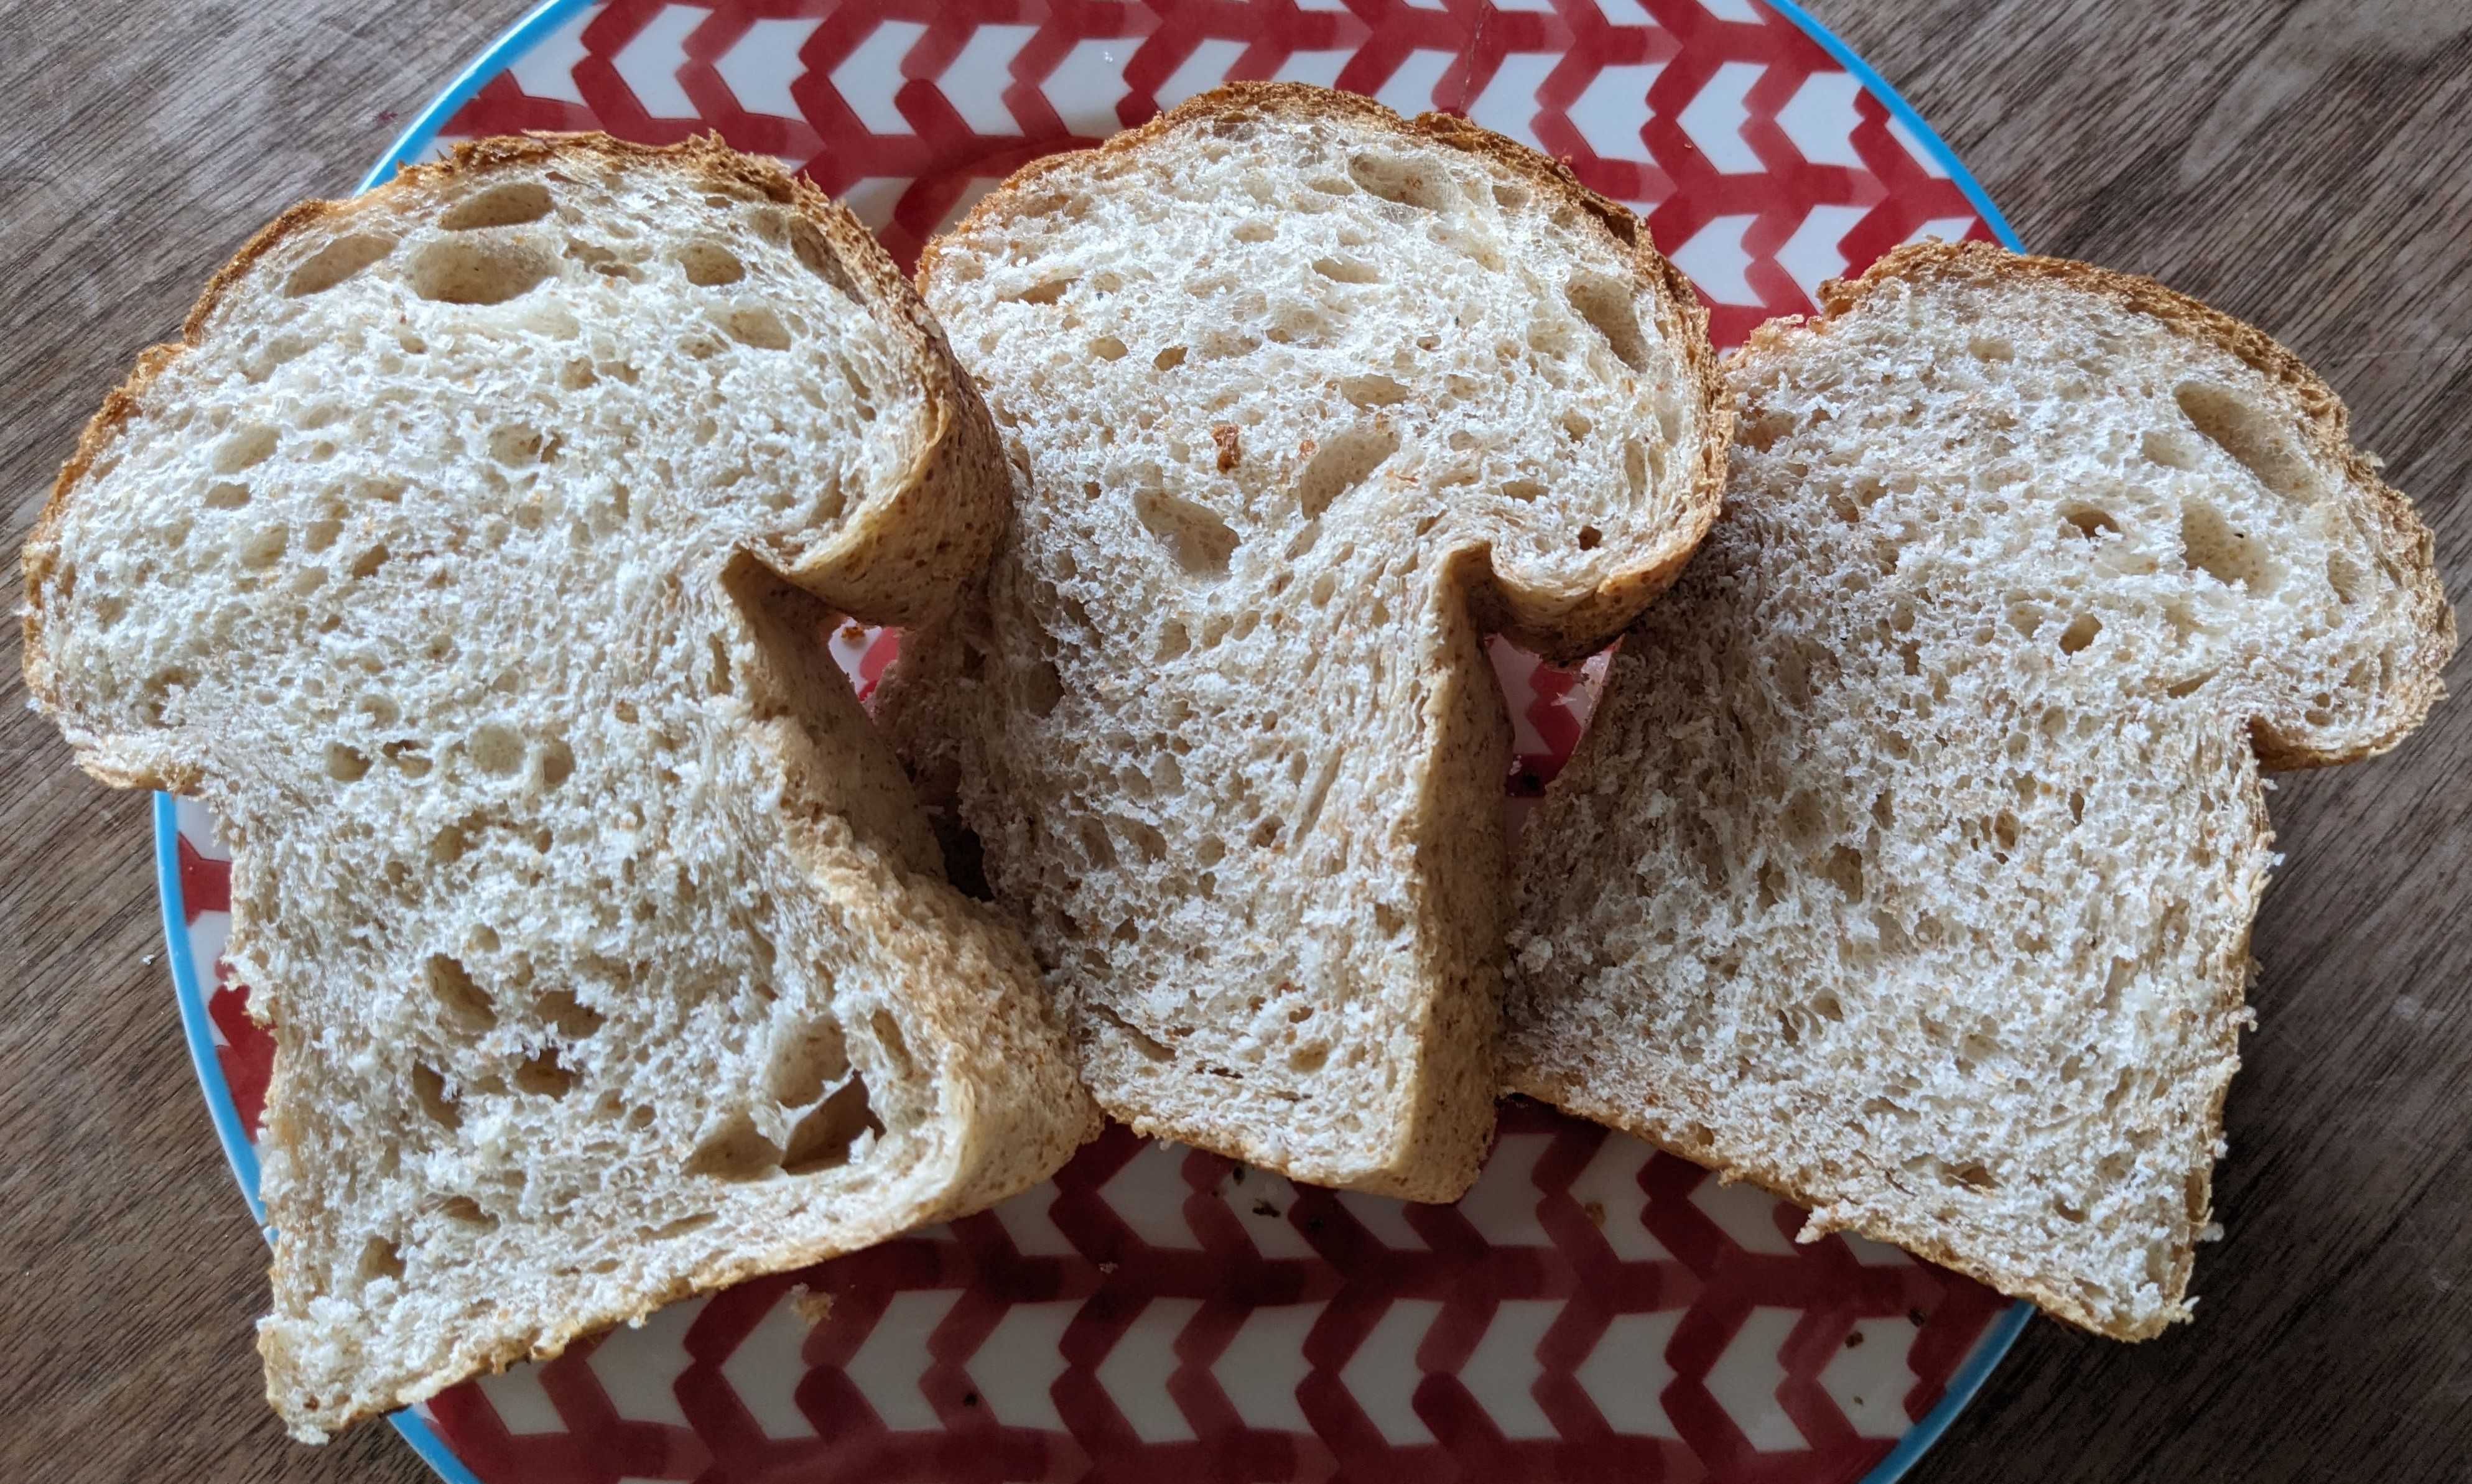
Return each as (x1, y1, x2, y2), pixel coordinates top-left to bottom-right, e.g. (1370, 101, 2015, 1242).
(789, 1284, 834, 1327)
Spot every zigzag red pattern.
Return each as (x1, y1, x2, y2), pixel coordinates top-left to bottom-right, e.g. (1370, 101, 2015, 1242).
(175, 3, 2014, 1479)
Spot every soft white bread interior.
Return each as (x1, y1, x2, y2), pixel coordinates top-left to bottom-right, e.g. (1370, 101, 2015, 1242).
(1507, 242, 2453, 1338)
(881, 84, 1727, 1200)
(21, 133, 1097, 1439)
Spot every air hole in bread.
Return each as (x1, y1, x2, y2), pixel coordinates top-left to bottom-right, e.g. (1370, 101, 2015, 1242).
(761, 1022, 848, 1110)
(284, 234, 396, 297)
(1578, 525, 1603, 551)
(1234, 219, 1275, 243)
(425, 954, 496, 1030)
(1341, 374, 1409, 409)
(2060, 504, 2120, 540)
(212, 424, 279, 474)
(1297, 425, 1399, 519)
(788, 217, 860, 302)
(412, 1064, 460, 1129)
(1492, 179, 1530, 210)
(721, 301, 792, 350)
(1198, 328, 1262, 361)
(468, 723, 524, 776)
(1566, 272, 1649, 372)
(1966, 335, 2015, 362)
(324, 743, 371, 782)
(236, 526, 289, 570)
(1153, 345, 1187, 371)
(1090, 335, 1128, 362)
(1134, 487, 1240, 578)
(1503, 478, 1546, 503)
(783, 1075, 883, 1174)
(1077, 816, 1117, 869)
(427, 820, 472, 865)
(676, 241, 745, 286)
(1821, 845, 1866, 900)
(407, 236, 554, 305)
(90, 593, 126, 631)
(1347, 152, 1452, 210)
(1267, 305, 1329, 345)
(486, 424, 544, 466)
(2173, 382, 2316, 501)
(2326, 548, 2365, 604)
(1312, 255, 1380, 285)
(1010, 654, 1064, 718)
(869, 1008, 912, 1078)
(513, 1047, 578, 1097)
(2058, 614, 2101, 654)
(440, 180, 554, 231)
(1950, 1161, 1998, 1192)
(1005, 277, 1074, 306)
(1092, 1004, 1173, 1062)
(644, 1211, 714, 1240)
(2140, 428, 2198, 470)
(1429, 220, 1504, 271)
(301, 506, 344, 553)
(529, 738, 574, 792)
(2178, 501, 2277, 593)
(356, 1236, 406, 1286)
(685, 1113, 784, 1182)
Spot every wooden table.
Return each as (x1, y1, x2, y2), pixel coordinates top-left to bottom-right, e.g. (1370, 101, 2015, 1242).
(3, 0, 2466, 1478)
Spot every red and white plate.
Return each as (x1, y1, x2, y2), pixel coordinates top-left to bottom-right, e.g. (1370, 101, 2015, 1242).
(156, 1, 2029, 1478)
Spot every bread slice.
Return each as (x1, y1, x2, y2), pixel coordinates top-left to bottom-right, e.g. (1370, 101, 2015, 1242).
(21, 133, 1097, 1440)
(1506, 242, 2455, 1338)
(877, 84, 1727, 1200)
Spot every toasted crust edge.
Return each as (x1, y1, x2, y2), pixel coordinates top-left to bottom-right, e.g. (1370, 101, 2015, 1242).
(919, 80, 1731, 662)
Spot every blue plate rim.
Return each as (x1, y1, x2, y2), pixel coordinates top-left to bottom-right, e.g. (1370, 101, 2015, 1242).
(157, 2, 2028, 1479)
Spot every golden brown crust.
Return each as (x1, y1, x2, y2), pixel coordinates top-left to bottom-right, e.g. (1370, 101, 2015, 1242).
(921, 81, 1731, 662)
(1779, 241, 2456, 769)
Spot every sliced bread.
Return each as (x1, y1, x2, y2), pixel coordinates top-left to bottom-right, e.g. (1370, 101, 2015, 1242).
(21, 133, 1098, 1439)
(1506, 243, 2454, 1337)
(878, 84, 1727, 1200)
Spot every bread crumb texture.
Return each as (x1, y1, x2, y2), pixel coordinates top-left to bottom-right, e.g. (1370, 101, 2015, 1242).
(1508, 243, 2453, 1340)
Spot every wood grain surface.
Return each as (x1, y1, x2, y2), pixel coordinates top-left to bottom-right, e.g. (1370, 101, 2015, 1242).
(2, 1, 2465, 1480)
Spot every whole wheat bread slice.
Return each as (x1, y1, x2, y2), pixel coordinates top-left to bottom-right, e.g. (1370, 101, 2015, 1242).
(1507, 243, 2454, 1338)
(21, 133, 1097, 1439)
(878, 84, 1727, 1200)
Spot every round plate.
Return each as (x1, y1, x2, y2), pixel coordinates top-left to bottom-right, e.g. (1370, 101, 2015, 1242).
(156, 1, 2030, 1479)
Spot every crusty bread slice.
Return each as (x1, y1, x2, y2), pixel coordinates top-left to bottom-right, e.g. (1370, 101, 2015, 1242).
(878, 85, 1727, 1200)
(21, 133, 1097, 1440)
(1507, 243, 2455, 1338)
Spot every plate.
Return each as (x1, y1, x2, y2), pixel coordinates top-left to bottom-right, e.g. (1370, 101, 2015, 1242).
(156, 1, 2030, 1478)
